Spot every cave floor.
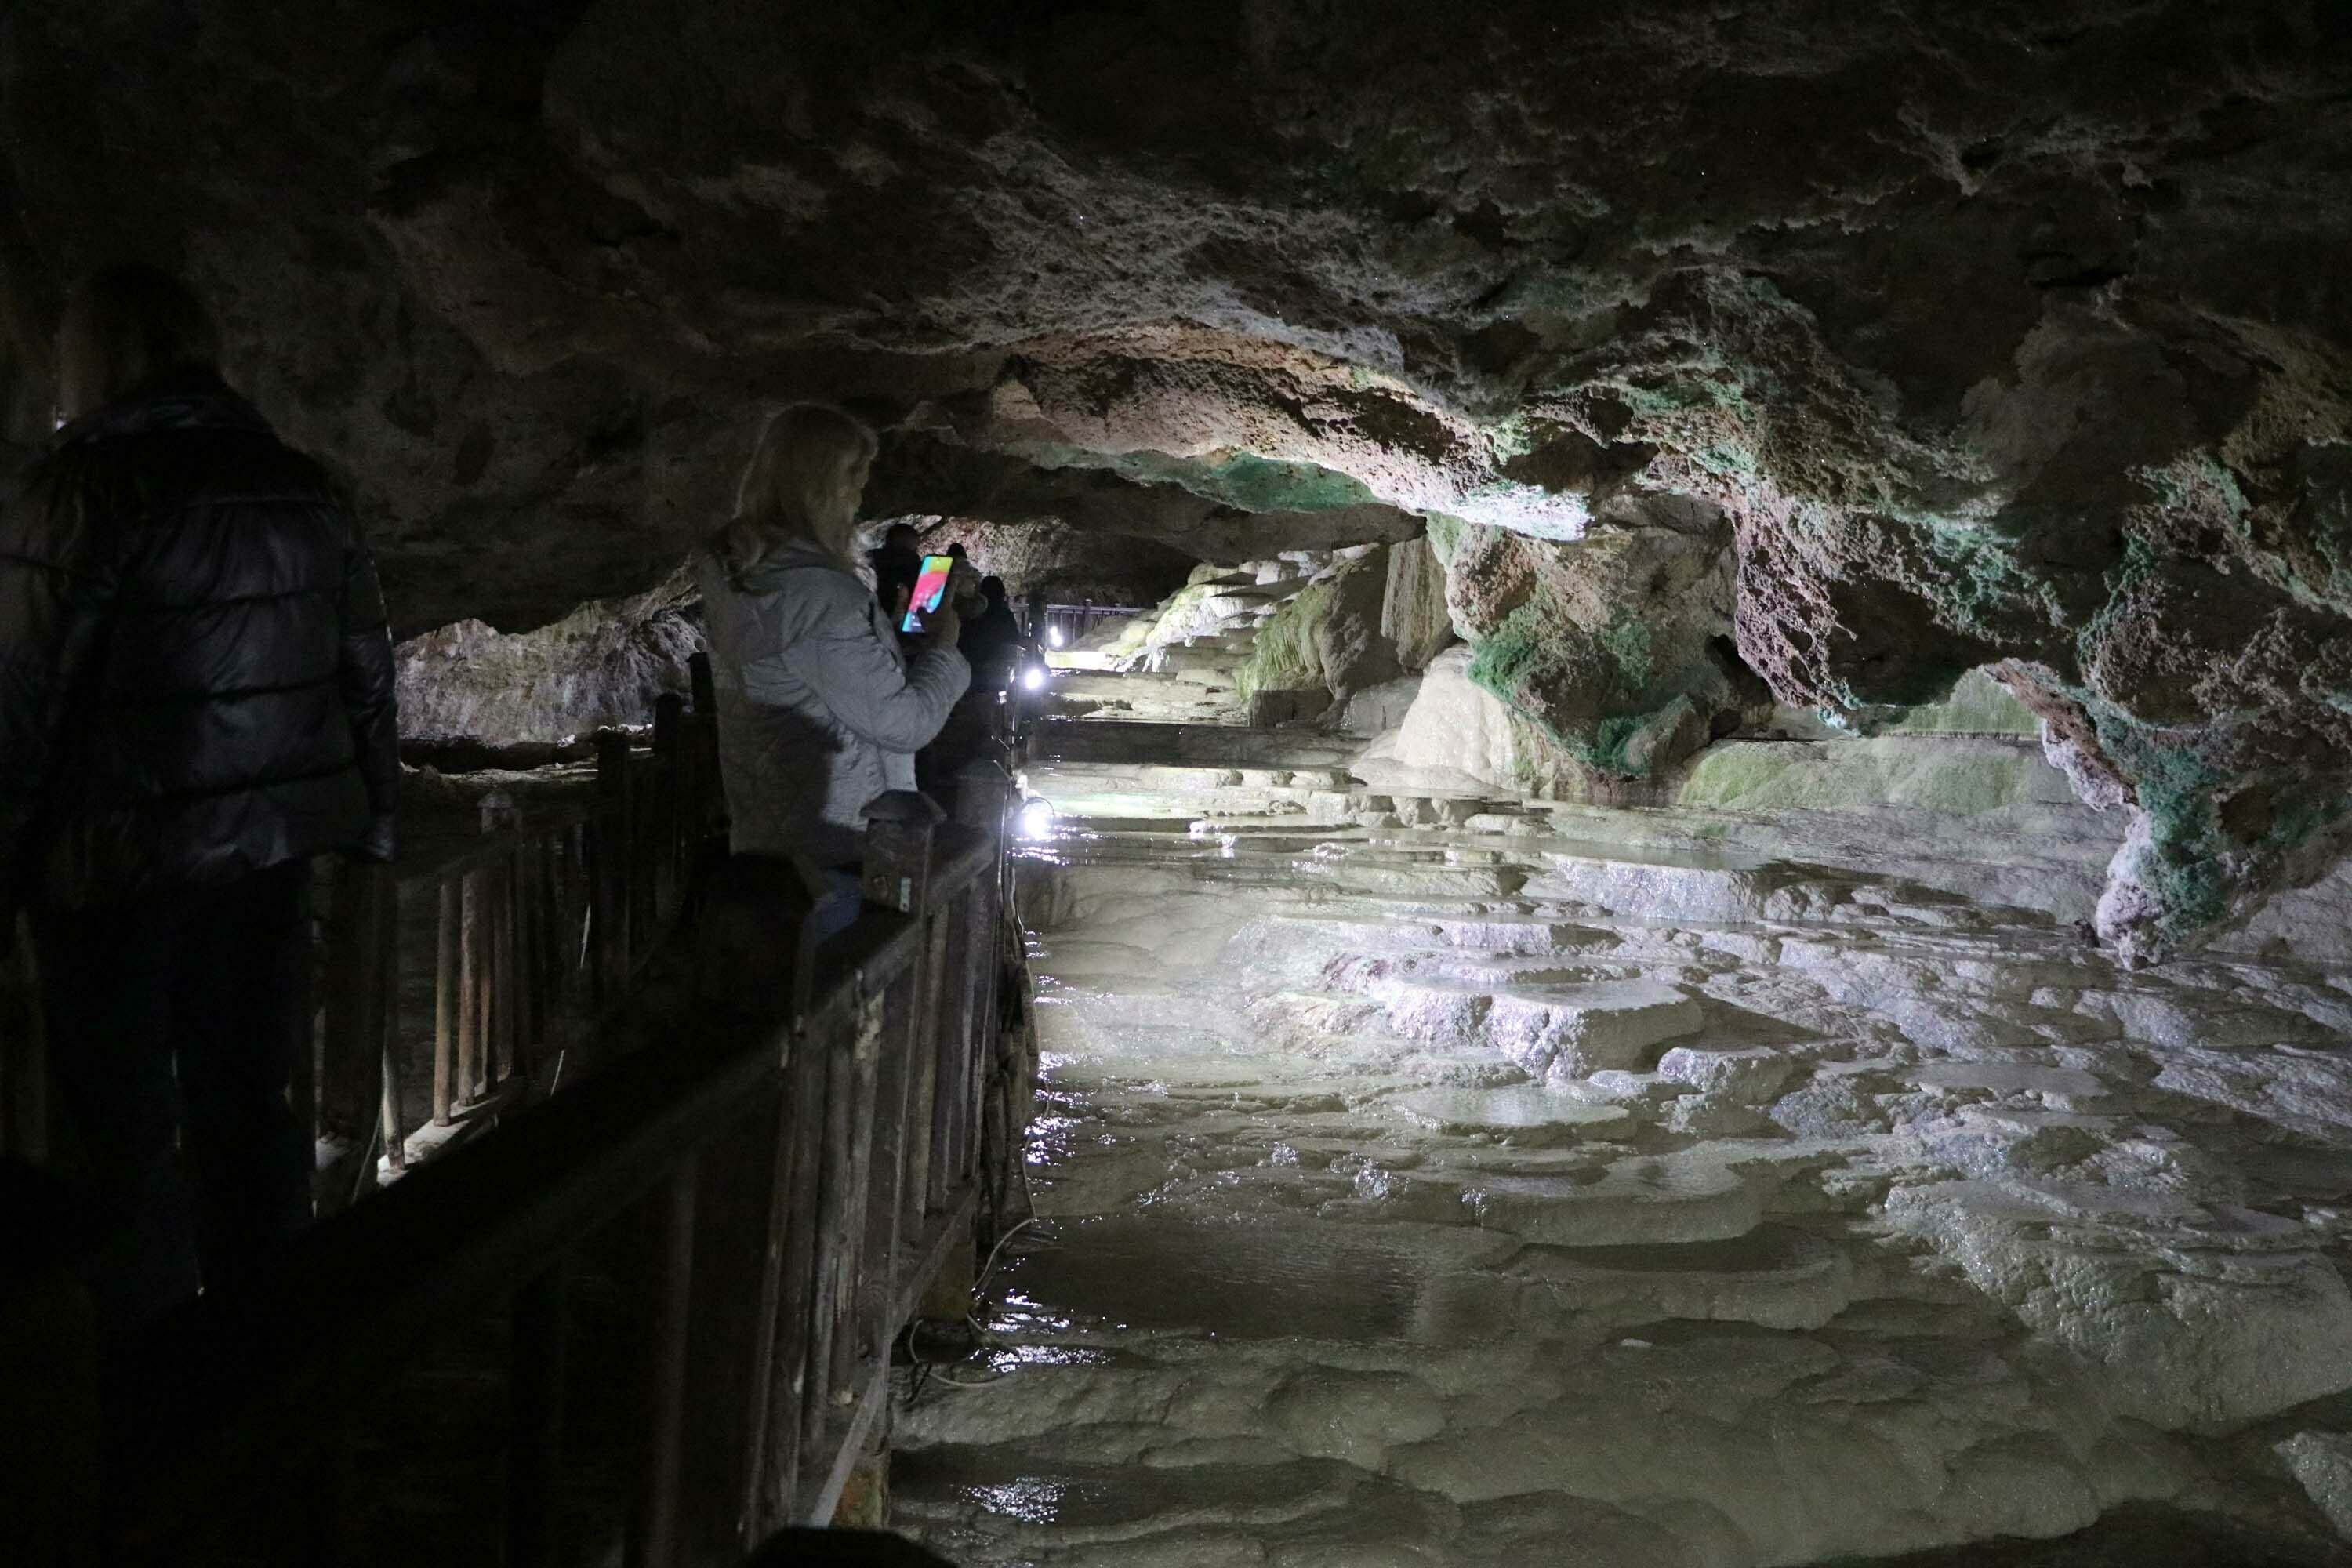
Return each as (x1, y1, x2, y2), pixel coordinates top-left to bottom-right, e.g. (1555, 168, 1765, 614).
(892, 744, 2352, 1566)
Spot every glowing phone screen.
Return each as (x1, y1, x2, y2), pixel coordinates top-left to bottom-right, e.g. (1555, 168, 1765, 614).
(900, 554, 953, 633)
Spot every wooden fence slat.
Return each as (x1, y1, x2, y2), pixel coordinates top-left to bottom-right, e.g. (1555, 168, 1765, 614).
(379, 872, 405, 1176)
(317, 862, 393, 1214)
(928, 905, 973, 1213)
(495, 855, 517, 1083)
(861, 965, 920, 1366)
(906, 909, 952, 1225)
(4, 910, 49, 1161)
(736, 1086, 797, 1544)
(458, 870, 481, 1105)
(801, 1020, 855, 1455)
(766, 1029, 828, 1516)
(434, 877, 457, 1127)
(507, 1262, 569, 1568)
(596, 734, 632, 993)
(963, 862, 1003, 1196)
(633, 1160, 699, 1568)
(479, 864, 498, 1094)
(829, 996, 884, 1399)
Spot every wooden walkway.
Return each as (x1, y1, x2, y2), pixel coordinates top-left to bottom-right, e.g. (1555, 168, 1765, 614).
(4, 673, 1036, 1566)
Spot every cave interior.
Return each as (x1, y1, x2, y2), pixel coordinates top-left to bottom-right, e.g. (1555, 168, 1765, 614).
(10, 2, 2352, 1563)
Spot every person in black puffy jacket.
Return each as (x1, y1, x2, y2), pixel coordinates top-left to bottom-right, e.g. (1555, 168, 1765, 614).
(0, 264, 399, 1326)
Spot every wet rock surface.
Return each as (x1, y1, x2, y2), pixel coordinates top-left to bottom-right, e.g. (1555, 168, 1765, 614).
(895, 733, 2352, 1566)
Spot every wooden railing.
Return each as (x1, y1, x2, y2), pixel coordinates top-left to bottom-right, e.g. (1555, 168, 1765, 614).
(0, 681, 727, 1195)
(1034, 600, 1150, 649)
(312, 691, 723, 1207)
(73, 757, 1026, 1564)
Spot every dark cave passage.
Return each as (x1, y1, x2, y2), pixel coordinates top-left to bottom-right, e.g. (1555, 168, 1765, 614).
(5, 3, 2352, 1565)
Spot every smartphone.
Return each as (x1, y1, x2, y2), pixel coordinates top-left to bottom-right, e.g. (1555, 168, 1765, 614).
(900, 554, 954, 633)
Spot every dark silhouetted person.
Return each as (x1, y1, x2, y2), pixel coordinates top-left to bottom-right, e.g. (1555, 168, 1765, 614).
(0, 265, 399, 1327)
(960, 575, 1029, 691)
(866, 521, 922, 623)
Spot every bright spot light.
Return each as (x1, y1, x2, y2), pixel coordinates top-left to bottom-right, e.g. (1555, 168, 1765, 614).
(1021, 664, 1047, 692)
(1018, 797, 1057, 840)
(1047, 625, 1065, 648)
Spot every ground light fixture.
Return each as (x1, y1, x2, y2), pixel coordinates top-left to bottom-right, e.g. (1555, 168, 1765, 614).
(1017, 797, 1057, 840)
(1021, 662, 1047, 692)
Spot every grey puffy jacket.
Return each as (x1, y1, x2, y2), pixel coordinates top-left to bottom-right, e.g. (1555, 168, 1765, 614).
(696, 542, 969, 865)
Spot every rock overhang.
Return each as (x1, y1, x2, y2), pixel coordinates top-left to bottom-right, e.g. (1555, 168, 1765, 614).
(3, 0, 2349, 953)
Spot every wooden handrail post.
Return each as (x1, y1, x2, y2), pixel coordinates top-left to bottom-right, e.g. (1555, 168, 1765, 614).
(513, 846, 535, 1080)
(495, 854, 517, 1085)
(736, 1087, 797, 1547)
(858, 792, 945, 916)
(457, 869, 481, 1105)
(653, 693, 684, 913)
(506, 1262, 570, 1568)
(923, 906, 968, 1218)
(633, 1159, 699, 1568)
(760, 1033, 828, 1519)
(596, 731, 633, 987)
(1, 909, 49, 1161)
(652, 692, 683, 759)
(949, 759, 1012, 1205)
(477, 861, 495, 1093)
(318, 860, 391, 1215)
(433, 877, 458, 1126)
(378, 869, 405, 1177)
(688, 651, 724, 854)
(953, 759, 1013, 843)
(805, 990, 884, 1460)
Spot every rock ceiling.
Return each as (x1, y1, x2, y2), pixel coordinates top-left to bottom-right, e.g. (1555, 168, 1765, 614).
(3, 0, 2350, 956)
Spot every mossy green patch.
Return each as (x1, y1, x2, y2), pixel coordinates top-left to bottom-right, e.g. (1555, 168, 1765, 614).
(1887, 667, 2038, 735)
(2138, 451, 2250, 519)
(2089, 703, 2229, 938)
(1678, 739, 2067, 815)
(1580, 713, 1647, 775)
(1234, 579, 1334, 699)
(1465, 601, 1708, 781)
(1425, 512, 1468, 567)
(1464, 601, 1553, 713)
(1204, 453, 1381, 513)
(2073, 530, 2162, 677)
(1599, 614, 1653, 695)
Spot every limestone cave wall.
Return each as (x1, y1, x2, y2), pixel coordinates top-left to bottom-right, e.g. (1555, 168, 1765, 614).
(5, 1, 2350, 957)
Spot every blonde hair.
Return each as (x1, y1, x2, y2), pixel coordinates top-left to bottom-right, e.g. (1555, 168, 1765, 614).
(56, 264, 220, 419)
(707, 403, 878, 583)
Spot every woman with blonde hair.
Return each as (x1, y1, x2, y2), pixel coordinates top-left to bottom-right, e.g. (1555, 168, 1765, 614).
(697, 404, 969, 891)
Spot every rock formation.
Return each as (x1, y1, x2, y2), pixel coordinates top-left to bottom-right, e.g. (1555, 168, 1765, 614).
(5, 0, 2350, 955)
(392, 564, 702, 743)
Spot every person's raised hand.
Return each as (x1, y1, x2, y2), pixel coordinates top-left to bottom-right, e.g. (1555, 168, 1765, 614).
(920, 601, 964, 649)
